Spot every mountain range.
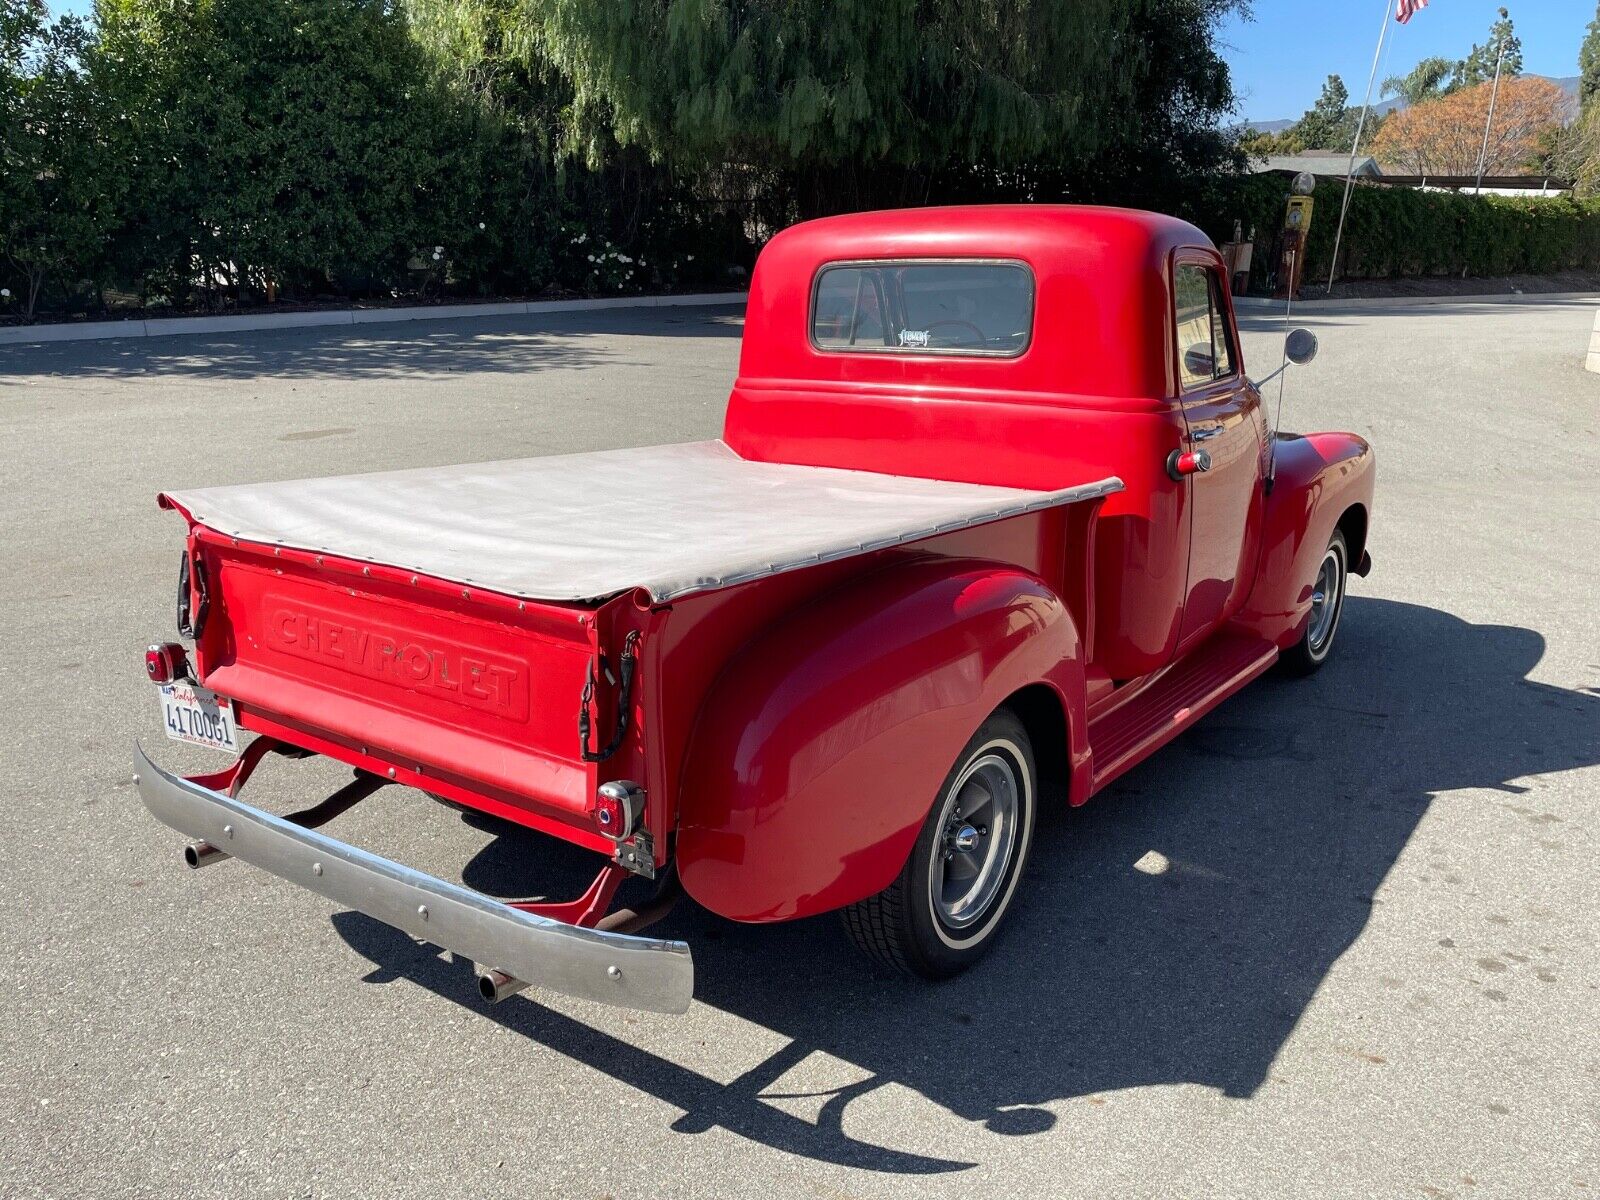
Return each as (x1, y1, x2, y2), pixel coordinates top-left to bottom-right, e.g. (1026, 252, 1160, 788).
(1242, 74, 1579, 133)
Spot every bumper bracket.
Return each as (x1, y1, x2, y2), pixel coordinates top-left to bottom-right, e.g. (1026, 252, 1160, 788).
(133, 742, 694, 1014)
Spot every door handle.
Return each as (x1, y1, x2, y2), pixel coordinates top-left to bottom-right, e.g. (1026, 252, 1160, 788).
(1190, 426, 1223, 441)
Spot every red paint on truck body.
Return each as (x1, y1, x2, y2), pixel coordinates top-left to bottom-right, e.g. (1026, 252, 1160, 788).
(159, 205, 1374, 924)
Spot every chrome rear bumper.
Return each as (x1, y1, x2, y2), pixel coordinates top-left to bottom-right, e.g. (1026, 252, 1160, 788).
(133, 744, 693, 1014)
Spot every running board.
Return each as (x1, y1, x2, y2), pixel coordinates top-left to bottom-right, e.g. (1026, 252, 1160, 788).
(1087, 631, 1279, 793)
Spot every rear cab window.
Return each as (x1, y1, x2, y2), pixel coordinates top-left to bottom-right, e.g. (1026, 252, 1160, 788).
(811, 261, 1033, 357)
(1174, 263, 1238, 391)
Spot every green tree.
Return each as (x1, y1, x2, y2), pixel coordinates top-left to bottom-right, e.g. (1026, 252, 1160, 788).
(1239, 127, 1296, 157)
(1548, 3, 1600, 192)
(1579, 2, 1600, 109)
(1453, 7, 1522, 91)
(1, 0, 1266, 314)
(91, 0, 512, 306)
(0, 4, 108, 318)
(404, 0, 750, 287)
(1547, 103, 1600, 194)
(526, 1, 1124, 168)
(499, 0, 1247, 217)
(0, 0, 41, 83)
(1382, 56, 1454, 106)
(1132, 0, 1246, 169)
(1307, 74, 1351, 137)
(1289, 73, 1368, 151)
(1057, 0, 1248, 211)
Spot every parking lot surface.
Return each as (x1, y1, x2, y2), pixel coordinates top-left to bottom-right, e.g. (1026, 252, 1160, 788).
(2, 298, 1596, 1198)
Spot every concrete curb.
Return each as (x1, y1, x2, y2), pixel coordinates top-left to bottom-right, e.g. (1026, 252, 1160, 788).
(1235, 289, 1600, 312)
(8, 284, 1590, 345)
(0, 291, 749, 347)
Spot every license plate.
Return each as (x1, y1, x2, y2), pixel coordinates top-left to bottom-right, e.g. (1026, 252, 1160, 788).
(159, 682, 239, 753)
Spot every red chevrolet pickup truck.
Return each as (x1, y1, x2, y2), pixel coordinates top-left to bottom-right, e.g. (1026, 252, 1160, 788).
(136, 206, 1374, 1015)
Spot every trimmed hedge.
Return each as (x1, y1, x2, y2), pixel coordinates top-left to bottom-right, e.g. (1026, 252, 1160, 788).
(0, 0, 754, 321)
(1187, 174, 1600, 287)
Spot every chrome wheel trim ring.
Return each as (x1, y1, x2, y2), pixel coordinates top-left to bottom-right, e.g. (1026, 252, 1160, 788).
(1306, 543, 1346, 660)
(925, 739, 1032, 949)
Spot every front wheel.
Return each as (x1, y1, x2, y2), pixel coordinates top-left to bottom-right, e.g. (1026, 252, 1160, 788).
(841, 710, 1036, 979)
(1279, 528, 1349, 676)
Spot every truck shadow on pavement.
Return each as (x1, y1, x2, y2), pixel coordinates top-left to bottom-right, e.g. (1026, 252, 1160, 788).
(332, 596, 1600, 1174)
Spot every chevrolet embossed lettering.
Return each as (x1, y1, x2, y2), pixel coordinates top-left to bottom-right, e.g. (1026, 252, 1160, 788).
(266, 600, 528, 720)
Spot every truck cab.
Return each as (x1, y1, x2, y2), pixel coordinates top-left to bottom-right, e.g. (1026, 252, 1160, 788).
(136, 205, 1374, 1016)
(729, 206, 1363, 683)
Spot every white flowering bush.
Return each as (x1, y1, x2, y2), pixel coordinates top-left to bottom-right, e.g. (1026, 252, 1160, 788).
(551, 215, 730, 296)
(561, 225, 638, 292)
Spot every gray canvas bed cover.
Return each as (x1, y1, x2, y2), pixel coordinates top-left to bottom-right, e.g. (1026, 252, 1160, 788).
(161, 440, 1123, 605)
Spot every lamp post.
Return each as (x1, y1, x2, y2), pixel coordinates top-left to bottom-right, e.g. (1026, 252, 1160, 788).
(1473, 25, 1510, 194)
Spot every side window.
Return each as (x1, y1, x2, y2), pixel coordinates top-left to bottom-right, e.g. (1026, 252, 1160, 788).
(1175, 266, 1213, 390)
(1208, 273, 1236, 378)
(1174, 263, 1237, 390)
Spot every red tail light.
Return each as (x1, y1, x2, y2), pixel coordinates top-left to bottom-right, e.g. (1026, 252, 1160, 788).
(145, 642, 189, 684)
(589, 780, 644, 841)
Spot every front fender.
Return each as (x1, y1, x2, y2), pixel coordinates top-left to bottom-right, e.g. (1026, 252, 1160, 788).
(1237, 431, 1375, 647)
(676, 559, 1086, 922)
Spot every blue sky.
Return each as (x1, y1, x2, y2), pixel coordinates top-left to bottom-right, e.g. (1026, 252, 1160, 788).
(1222, 1, 1596, 122)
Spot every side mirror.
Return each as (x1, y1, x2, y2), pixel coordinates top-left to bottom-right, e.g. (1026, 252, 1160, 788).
(1183, 343, 1215, 378)
(1285, 327, 1318, 365)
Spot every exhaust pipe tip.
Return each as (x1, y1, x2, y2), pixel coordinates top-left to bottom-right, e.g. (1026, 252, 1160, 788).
(476, 967, 529, 1004)
(184, 841, 229, 869)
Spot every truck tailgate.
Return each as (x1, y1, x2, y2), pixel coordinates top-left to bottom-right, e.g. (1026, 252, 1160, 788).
(186, 527, 605, 838)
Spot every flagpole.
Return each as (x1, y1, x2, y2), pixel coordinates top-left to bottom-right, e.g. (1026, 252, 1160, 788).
(1325, 0, 1397, 296)
(1473, 34, 1509, 194)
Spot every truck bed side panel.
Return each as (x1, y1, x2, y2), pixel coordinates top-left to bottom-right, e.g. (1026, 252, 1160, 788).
(650, 511, 1081, 833)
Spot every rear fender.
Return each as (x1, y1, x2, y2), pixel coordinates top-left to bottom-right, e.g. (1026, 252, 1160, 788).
(676, 559, 1088, 922)
(1237, 432, 1375, 647)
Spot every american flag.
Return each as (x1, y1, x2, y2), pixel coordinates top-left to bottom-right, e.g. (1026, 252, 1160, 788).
(1396, 0, 1428, 23)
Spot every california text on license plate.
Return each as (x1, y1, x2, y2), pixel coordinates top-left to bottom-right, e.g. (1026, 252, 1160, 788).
(159, 682, 239, 752)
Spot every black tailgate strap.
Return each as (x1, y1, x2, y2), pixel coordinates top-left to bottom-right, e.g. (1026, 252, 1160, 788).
(578, 630, 642, 763)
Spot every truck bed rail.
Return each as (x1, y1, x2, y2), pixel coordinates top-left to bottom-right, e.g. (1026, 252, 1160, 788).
(159, 440, 1123, 604)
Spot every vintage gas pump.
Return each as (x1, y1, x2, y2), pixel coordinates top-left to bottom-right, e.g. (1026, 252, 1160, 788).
(1221, 219, 1255, 296)
(1274, 172, 1316, 300)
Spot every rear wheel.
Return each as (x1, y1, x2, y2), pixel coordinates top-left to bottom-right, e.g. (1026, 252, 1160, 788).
(1280, 528, 1349, 676)
(842, 710, 1036, 979)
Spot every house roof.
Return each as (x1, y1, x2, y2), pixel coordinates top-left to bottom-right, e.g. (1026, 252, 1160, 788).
(1369, 173, 1572, 193)
(1251, 154, 1382, 177)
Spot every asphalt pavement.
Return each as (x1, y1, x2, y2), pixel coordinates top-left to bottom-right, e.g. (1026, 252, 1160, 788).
(1, 297, 1596, 1198)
